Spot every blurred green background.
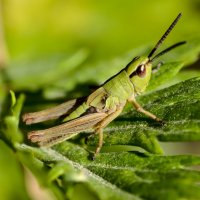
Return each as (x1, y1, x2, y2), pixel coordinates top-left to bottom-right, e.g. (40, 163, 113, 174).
(0, 0, 200, 200)
(0, 0, 199, 95)
(2, 0, 200, 61)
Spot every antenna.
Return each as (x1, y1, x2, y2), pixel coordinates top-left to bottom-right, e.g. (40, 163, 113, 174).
(151, 41, 186, 61)
(148, 13, 182, 59)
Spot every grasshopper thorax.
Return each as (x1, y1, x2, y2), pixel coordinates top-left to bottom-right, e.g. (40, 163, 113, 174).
(125, 56, 152, 94)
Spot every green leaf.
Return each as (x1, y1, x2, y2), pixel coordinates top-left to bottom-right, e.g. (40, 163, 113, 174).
(1, 92, 25, 145)
(15, 142, 200, 200)
(10, 90, 16, 107)
(0, 140, 30, 200)
(147, 62, 184, 91)
(17, 144, 138, 200)
(5, 49, 88, 91)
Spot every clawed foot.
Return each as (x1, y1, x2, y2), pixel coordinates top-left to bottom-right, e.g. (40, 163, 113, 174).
(155, 117, 165, 126)
(87, 150, 99, 161)
(92, 146, 101, 160)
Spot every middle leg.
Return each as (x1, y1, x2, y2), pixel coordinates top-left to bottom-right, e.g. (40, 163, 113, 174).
(93, 107, 123, 159)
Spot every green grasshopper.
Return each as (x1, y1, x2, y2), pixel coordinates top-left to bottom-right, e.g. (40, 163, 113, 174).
(23, 13, 185, 158)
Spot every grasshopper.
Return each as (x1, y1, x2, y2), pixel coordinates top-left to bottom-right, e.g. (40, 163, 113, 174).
(23, 13, 185, 158)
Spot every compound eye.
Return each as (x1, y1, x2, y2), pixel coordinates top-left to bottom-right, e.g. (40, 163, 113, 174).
(136, 64, 146, 77)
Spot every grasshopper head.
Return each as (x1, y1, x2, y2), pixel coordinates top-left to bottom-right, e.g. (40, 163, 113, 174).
(126, 56, 152, 94)
(125, 13, 186, 95)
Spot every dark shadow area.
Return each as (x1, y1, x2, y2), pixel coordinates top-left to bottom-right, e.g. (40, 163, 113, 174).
(183, 56, 200, 70)
(128, 151, 150, 158)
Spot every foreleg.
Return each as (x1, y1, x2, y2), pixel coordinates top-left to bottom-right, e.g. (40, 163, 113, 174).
(128, 96, 162, 123)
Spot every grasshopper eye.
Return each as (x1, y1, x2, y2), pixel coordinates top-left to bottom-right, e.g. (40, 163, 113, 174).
(136, 64, 146, 77)
(130, 64, 146, 78)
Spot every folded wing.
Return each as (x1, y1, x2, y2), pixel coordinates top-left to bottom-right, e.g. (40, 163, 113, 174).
(28, 112, 107, 146)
